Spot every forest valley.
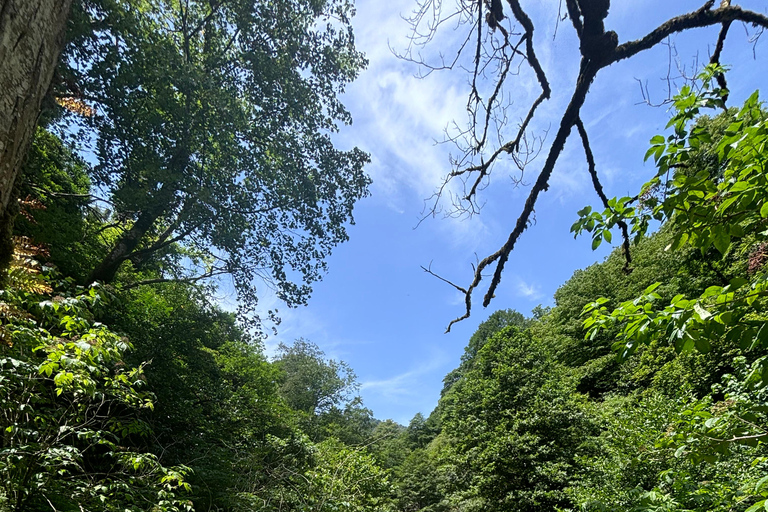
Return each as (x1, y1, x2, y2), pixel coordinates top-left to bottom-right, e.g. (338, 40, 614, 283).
(2, 0, 768, 511)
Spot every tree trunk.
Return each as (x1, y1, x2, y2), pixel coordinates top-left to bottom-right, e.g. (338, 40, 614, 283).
(0, 0, 72, 269)
(86, 205, 167, 285)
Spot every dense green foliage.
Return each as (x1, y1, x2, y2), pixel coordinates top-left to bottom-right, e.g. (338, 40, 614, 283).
(2, 0, 387, 509)
(440, 327, 593, 512)
(0, 240, 389, 511)
(2, 2, 767, 507)
(56, 0, 370, 314)
(375, 74, 768, 512)
(0, 274, 191, 511)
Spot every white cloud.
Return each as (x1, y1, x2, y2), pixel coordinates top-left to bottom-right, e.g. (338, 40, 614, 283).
(346, 66, 469, 199)
(360, 349, 449, 400)
(515, 278, 543, 300)
(337, 0, 557, 249)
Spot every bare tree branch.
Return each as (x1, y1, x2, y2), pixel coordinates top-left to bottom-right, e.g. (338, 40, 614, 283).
(421, 262, 468, 294)
(414, 0, 768, 331)
(611, 4, 768, 64)
(710, 19, 733, 101)
(564, 0, 582, 37)
(575, 117, 632, 273)
(445, 61, 599, 332)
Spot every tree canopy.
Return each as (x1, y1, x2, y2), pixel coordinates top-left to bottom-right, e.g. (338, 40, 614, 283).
(56, 0, 370, 313)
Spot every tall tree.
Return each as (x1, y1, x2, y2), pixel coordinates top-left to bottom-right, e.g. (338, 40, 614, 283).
(440, 326, 594, 512)
(441, 309, 529, 395)
(0, 0, 72, 270)
(275, 339, 358, 416)
(58, 0, 369, 311)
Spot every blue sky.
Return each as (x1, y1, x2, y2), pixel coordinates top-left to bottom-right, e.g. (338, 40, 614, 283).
(242, 0, 768, 425)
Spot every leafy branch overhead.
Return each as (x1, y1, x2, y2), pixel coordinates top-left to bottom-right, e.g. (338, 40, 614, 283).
(582, 76, 768, 375)
(55, 0, 371, 321)
(409, 0, 768, 331)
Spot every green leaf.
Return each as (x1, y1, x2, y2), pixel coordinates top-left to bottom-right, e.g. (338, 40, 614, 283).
(755, 475, 768, 492)
(729, 277, 749, 290)
(644, 282, 662, 294)
(694, 337, 711, 353)
(666, 232, 689, 251)
(702, 286, 723, 298)
(730, 181, 751, 192)
(713, 231, 731, 254)
(716, 311, 735, 325)
(694, 303, 713, 321)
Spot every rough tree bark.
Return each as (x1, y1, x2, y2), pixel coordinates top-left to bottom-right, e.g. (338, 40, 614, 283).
(0, 0, 73, 270)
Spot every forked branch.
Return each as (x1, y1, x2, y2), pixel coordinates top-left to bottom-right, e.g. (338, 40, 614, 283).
(431, 1, 768, 332)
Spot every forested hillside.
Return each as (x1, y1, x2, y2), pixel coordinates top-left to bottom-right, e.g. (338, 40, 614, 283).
(2, 1, 768, 511)
(380, 74, 768, 512)
(4, 74, 768, 510)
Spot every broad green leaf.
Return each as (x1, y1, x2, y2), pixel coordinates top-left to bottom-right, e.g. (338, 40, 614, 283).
(702, 286, 723, 298)
(644, 282, 662, 294)
(694, 337, 711, 353)
(729, 277, 749, 289)
(755, 475, 768, 492)
(694, 303, 713, 321)
(713, 231, 731, 254)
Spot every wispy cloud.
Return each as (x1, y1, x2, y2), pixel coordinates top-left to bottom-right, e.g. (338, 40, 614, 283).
(255, 293, 367, 361)
(515, 278, 543, 300)
(337, 0, 551, 248)
(360, 350, 449, 401)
